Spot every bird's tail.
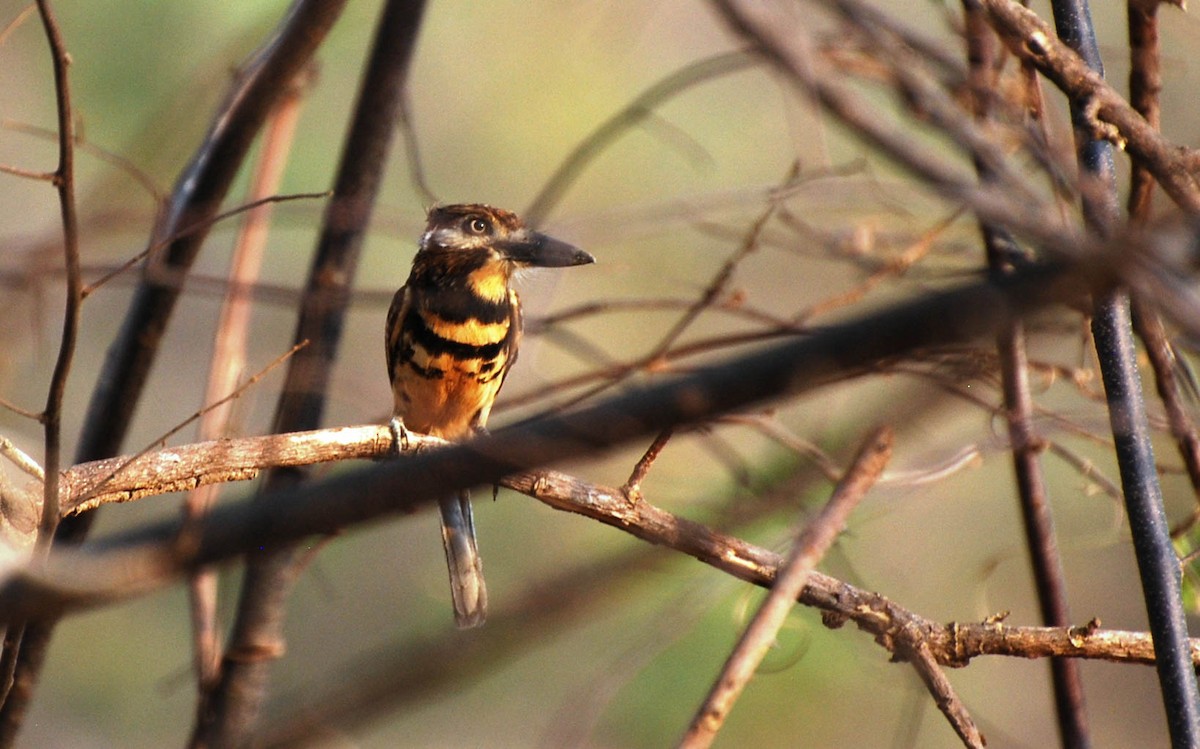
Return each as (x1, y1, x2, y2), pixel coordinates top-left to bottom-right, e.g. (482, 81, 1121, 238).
(438, 489, 488, 628)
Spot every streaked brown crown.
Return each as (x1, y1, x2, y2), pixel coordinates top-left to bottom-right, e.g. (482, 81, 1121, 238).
(420, 204, 526, 254)
(411, 203, 593, 285)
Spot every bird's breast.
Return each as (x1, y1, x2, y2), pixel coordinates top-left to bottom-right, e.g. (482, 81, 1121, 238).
(390, 284, 520, 438)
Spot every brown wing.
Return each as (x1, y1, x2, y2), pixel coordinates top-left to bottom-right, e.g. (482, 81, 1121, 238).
(385, 285, 411, 402)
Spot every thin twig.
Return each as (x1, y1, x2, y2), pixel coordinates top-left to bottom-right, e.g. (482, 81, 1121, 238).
(980, 0, 1200, 213)
(679, 426, 893, 749)
(621, 428, 675, 503)
(184, 66, 313, 694)
(1135, 308, 1200, 535)
(541, 162, 802, 411)
(523, 51, 757, 226)
(32, 0, 80, 557)
(395, 87, 437, 205)
(963, 3, 1091, 744)
(0, 398, 41, 422)
(0, 4, 36, 47)
(499, 326, 809, 414)
(901, 639, 986, 748)
(0, 439, 43, 483)
(72, 342, 307, 517)
(795, 209, 959, 323)
(1043, 441, 1121, 500)
(718, 414, 842, 482)
(0, 164, 54, 181)
(653, 163, 799, 356)
(2, 119, 165, 202)
(83, 191, 329, 298)
(0, 0, 79, 735)
(1126, 2, 1163, 221)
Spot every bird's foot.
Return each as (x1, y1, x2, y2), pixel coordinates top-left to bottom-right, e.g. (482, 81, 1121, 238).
(388, 416, 412, 455)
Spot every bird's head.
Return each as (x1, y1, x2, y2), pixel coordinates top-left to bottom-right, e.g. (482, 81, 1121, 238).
(418, 204, 594, 275)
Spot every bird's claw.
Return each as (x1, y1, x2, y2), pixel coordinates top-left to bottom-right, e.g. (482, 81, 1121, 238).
(388, 416, 411, 455)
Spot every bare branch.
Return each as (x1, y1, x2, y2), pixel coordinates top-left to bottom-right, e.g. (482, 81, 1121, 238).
(0, 4, 36, 47)
(1, 119, 165, 203)
(184, 67, 313, 694)
(82, 191, 330, 299)
(679, 426, 893, 749)
(621, 428, 674, 503)
(524, 51, 757, 226)
(0, 423, 1194, 678)
(0, 440, 43, 484)
(62, 426, 391, 517)
(194, 2, 430, 744)
(0, 257, 1110, 623)
(33, 0, 81, 556)
(901, 638, 985, 748)
(980, 0, 1200, 212)
(0, 164, 54, 182)
(0, 2, 352, 738)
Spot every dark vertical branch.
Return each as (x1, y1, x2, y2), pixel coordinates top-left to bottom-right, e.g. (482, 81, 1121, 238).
(66, 0, 344, 474)
(1048, 1, 1200, 746)
(963, 4, 1091, 746)
(190, 2, 428, 745)
(1126, 1, 1162, 221)
(0, 1, 347, 744)
(1125, 2, 1200, 535)
(997, 322, 1095, 744)
(72, 0, 347, 471)
(185, 68, 315, 697)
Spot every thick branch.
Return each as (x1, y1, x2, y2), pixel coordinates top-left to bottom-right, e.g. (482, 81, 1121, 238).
(2, 425, 1197, 675)
(0, 264, 1122, 629)
(195, 2, 428, 744)
(0, 5, 351, 741)
(75, 0, 349, 468)
(58, 426, 385, 517)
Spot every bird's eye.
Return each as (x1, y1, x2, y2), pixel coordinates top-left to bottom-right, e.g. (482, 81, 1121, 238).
(465, 217, 490, 235)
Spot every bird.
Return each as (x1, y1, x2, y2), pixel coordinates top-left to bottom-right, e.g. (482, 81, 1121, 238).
(386, 203, 594, 627)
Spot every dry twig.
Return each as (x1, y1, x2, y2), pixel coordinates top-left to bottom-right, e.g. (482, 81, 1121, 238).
(679, 426, 894, 749)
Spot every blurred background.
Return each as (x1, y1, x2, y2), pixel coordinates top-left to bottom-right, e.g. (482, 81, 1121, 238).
(2, 0, 1199, 746)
